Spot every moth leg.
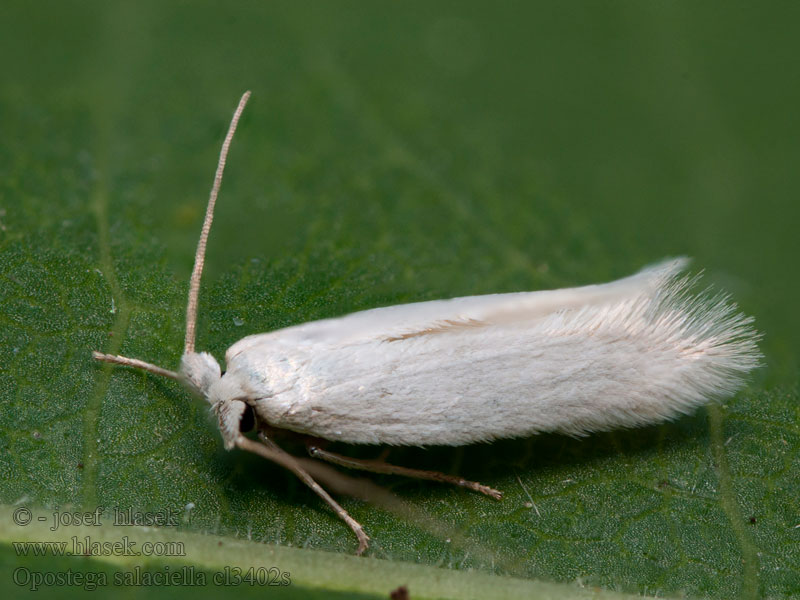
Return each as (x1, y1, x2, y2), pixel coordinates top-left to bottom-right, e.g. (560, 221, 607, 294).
(235, 433, 370, 555)
(307, 445, 503, 500)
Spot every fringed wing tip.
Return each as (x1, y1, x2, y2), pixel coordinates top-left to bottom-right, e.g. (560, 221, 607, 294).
(653, 262, 763, 389)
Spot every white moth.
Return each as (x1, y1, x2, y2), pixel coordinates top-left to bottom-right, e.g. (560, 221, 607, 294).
(94, 92, 762, 554)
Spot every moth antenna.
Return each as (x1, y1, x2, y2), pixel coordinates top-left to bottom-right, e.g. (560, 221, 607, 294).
(92, 351, 180, 380)
(185, 90, 252, 354)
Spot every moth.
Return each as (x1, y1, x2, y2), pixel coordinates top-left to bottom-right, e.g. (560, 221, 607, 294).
(94, 91, 761, 554)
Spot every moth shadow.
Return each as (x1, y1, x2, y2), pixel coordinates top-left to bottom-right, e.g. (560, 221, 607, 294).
(220, 410, 711, 502)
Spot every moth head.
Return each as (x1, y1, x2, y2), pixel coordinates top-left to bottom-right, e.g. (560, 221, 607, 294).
(179, 351, 222, 398)
(212, 397, 255, 450)
(180, 352, 257, 449)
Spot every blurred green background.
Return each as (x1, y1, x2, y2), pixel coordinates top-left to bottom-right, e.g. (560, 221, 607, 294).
(0, 1, 797, 599)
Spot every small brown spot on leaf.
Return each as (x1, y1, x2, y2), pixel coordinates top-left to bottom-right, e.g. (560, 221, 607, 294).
(390, 585, 409, 600)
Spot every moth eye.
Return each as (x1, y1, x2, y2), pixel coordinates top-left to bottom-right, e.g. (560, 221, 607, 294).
(221, 370, 226, 376)
(239, 403, 255, 433)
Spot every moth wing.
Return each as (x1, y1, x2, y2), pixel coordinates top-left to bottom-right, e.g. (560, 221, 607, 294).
(222, 255, 758, 446)
(225, 257, 688, 362)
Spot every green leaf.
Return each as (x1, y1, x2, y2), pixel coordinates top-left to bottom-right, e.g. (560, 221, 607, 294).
(1, 1, 798, 598)
(1, 507, 650, 599)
